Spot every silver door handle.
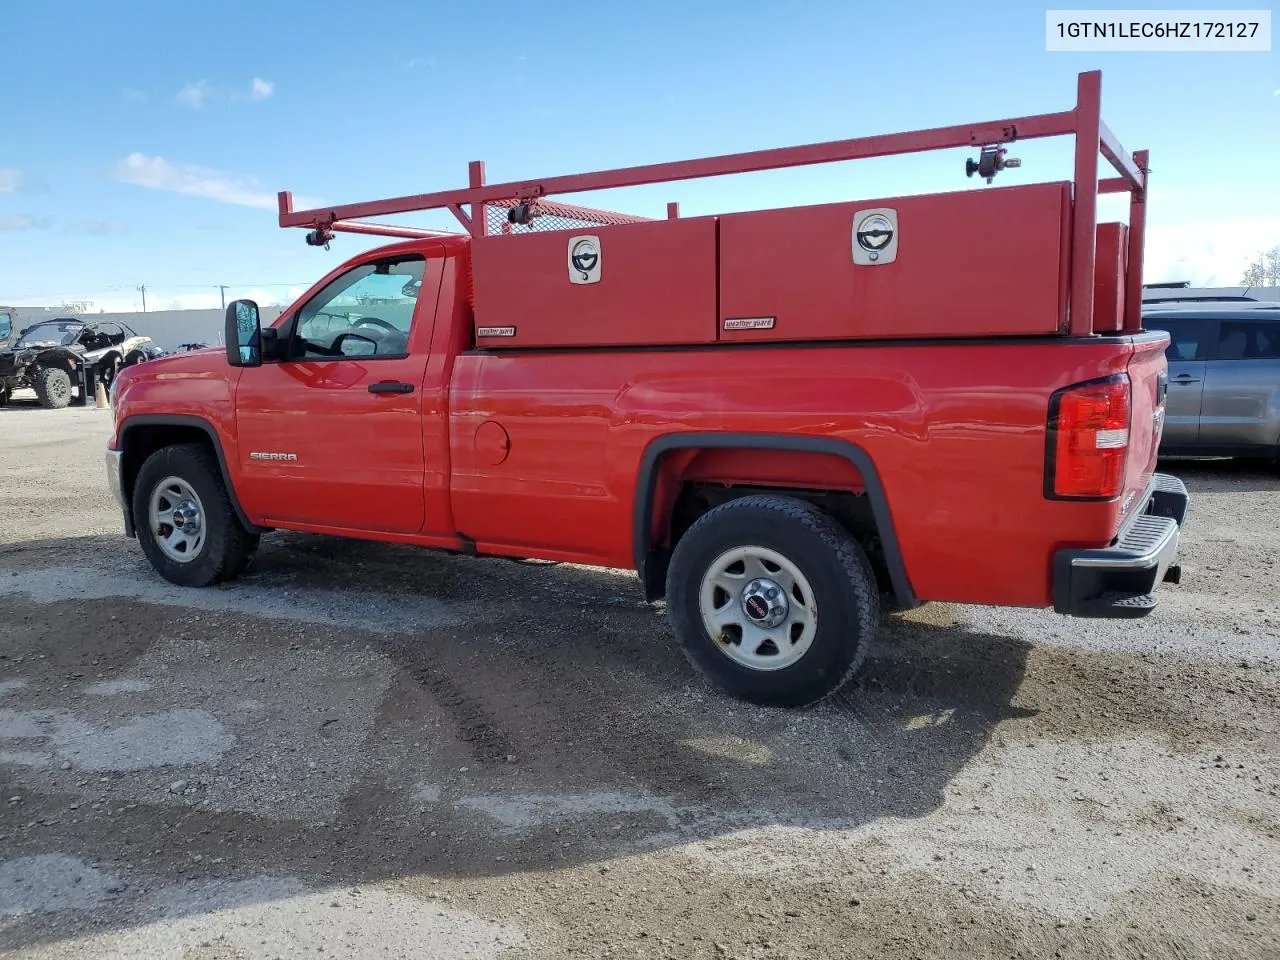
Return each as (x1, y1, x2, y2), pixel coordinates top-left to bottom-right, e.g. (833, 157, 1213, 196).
(1171, 378, 1201, 385)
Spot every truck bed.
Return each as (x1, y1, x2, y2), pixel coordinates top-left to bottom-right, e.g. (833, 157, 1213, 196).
(446, 330, 1169, 609)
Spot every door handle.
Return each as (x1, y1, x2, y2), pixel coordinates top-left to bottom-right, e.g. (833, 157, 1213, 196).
(1171, 377, 1201, 385)
(369, 381, 414, 394)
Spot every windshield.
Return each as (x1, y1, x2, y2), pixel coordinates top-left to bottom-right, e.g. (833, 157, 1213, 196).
(0, 314, 11, 341)
(16, 321, 82, 347)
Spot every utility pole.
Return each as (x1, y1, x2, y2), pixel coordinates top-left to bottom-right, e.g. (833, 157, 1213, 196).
(137, 285, 147, 312)
(218, 285, 228, 309)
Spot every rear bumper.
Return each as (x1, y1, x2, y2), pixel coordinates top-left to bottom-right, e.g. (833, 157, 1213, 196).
(1052, 473, 1189, 618)
(105, 448, 135, 538)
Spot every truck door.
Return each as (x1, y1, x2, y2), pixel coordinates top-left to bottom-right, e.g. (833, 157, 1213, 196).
(1144, 317, 1210, 447)
(233, 252, 439, 533)
(1200, 317, 1280, 451)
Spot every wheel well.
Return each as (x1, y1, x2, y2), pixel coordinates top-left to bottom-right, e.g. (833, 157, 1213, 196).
(668, 482, 893, 596)
(119, 424, 217, 517)
(34, 355, 75, 377)
(636, 438, 915, 609)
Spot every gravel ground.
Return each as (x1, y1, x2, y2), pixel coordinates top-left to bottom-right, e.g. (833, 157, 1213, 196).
(0, 401, 1277, 959)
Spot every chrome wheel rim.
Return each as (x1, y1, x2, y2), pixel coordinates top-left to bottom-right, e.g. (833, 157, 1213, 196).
(698, 545, 818, 671)
(149, 476, 206, 563)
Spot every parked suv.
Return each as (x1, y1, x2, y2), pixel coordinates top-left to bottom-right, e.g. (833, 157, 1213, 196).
(1143, 301, 1280, 458)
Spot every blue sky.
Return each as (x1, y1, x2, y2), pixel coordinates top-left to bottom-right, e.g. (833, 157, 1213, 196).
(2, 0, 1277, 311)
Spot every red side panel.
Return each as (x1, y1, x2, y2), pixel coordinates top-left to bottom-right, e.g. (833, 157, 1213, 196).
(718, 183, 1071, 342)
(1092, 221, 1128, 333)
(469, 217, 719, 348)
(447, 336, 1140, 607)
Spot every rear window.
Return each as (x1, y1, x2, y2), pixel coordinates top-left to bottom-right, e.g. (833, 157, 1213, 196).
(1213, 320, 1280, 360)
(1143, 318, 1211, 362)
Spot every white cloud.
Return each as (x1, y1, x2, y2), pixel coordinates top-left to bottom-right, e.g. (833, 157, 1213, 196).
(0, 215, 52, 231)
(62, 220, 129, 236)
(113, 153, 317, 210)
(0, 168, 23, 193)
(175, 77, 274, 107)
(175, 79, 212, 109)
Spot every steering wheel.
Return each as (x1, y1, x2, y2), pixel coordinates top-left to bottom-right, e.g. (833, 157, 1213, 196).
(353, 317, 397, 333)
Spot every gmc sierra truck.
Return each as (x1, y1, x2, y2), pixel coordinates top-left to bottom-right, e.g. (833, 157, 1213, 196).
(106, 71, 1188, 706)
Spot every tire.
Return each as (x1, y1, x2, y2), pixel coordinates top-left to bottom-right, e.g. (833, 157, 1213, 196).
(665, 494, 880, 707)
(132, 443, 254, 587)
(33, 366, 73, 409)
(98, 354, 120, 389)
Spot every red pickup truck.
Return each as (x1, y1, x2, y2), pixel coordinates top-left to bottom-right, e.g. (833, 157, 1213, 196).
(106, 71, 1188, 706)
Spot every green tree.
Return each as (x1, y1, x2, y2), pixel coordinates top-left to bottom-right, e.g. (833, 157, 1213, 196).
(1241, 246, 1280, 286)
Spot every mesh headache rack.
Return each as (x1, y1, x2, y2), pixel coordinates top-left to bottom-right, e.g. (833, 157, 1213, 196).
(277, 70, 1149, 337)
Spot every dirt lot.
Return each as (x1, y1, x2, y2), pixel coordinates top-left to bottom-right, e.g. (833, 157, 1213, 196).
(0, 402, 1277, 959)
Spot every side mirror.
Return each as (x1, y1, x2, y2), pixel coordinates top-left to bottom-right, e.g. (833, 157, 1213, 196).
(225, 300, 262, 367)
(332, 332, 378, 357)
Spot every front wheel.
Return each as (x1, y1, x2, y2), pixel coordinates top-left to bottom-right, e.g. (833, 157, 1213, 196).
(33, 366, 73, 409)
(665, 494, 880, 707)
(132, 444, 254, 587)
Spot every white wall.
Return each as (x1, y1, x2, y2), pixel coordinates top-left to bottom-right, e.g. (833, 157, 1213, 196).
(14, 306, 284, 353)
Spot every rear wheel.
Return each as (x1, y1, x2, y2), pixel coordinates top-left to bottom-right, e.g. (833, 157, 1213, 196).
(33, 366, 73, 409)
(665, 494, 880, 707)
(132, 443, 254, 587)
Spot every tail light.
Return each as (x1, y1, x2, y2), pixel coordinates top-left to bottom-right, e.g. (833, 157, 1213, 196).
(1045, 375, 1130, 500)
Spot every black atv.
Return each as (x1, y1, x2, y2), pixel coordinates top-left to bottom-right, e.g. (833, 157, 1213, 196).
(0, 318, 154, 409)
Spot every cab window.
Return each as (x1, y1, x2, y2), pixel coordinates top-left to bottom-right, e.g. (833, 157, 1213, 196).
(292, 255, 424, 360)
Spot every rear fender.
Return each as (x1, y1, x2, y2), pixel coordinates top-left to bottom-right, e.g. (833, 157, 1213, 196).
(121, 335, 151, 354)
(633, 432, 916, 608)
